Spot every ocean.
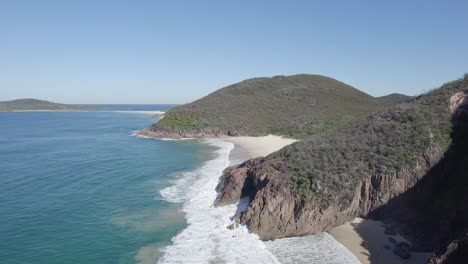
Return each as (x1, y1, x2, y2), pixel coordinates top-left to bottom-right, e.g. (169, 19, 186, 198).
(0, 106, 359, 264)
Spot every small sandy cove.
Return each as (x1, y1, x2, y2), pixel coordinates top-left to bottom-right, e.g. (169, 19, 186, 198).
(220, 134, 297, 158)
(221, 135, 431, 264)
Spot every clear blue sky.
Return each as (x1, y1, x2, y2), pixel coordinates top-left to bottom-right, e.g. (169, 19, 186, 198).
(1, 0, 467, 104)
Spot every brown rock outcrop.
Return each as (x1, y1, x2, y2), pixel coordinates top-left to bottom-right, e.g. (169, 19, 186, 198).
(137, 126, 246, 139)
(215, 148, 444, 240)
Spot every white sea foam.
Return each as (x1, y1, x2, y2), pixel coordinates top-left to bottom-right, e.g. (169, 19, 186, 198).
(158, 139, 360, 264)
(131, 131, 151, 139)
(158, 140, 280, 264)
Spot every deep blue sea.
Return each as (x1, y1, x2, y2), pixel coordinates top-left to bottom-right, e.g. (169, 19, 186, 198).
(0, 106, 215, 264)
(0, 105, 360, 264)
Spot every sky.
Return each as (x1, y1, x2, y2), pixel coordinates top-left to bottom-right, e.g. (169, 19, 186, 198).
(1, 0, 468, 104)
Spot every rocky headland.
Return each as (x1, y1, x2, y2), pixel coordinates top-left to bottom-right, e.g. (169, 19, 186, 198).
(215, 76, 468, 263)
(0, 98, 99, 111)
(143, 73, 468, 263)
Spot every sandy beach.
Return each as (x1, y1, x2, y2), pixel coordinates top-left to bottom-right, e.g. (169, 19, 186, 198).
(329, 218, 431, 264)
(220, 134, 297, 158)
(112, 110, 166, 116)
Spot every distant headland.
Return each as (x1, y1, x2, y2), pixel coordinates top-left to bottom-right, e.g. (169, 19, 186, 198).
(0, 98, 100, 112)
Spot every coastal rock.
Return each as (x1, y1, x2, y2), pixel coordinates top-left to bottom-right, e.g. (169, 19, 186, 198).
(449, 91, 468, 115)
(215, 147, 444, 240)
(428, 232, 468, 264)
(393, 245, 411, 259)
(397, 241, 411, 249)
(137, 126, 247, 139)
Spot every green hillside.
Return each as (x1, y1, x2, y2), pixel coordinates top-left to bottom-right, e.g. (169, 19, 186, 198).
(278, 78, 463, 206)
(149, 74, 389, 138)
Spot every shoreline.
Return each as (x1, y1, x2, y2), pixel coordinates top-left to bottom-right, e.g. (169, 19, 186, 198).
(156, 140, 283, 263)
(148, 132, 430, 263)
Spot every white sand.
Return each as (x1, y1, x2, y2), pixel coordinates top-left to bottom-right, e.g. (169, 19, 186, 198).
(112, 110, 165, 116)
(329, 218, 431, 264)
(220, 135, 297, 158)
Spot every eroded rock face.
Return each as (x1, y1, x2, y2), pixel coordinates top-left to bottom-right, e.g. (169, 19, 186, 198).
(215, 148, 444, 240)
(449, 91, 468, 115)
(428, 232, 468, 264)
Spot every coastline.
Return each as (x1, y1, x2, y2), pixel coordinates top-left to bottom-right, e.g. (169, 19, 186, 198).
(148, 132, 429, 263)
(155, 135, 297, 263)
(156, 140, 282, 263)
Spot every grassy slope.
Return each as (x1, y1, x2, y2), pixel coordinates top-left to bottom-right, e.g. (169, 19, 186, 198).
(154, 74, 389, 138)
(0, 99, 98, 111)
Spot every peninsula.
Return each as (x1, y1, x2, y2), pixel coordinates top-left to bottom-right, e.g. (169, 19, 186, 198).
(0, 99, 99, 112)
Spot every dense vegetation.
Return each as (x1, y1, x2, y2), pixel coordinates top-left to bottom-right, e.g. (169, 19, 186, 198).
(0, 99, 98, 111)
(152, 74, 389, 138)
(377, 93, 414, 105)
(273, 77, 467, 207)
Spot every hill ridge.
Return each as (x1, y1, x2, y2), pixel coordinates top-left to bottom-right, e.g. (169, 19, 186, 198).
(141, 74, 389, 139)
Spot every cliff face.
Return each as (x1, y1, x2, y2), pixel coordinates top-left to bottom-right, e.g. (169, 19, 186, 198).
(215, 148, 444, 240)
(426, 90, 468, 262)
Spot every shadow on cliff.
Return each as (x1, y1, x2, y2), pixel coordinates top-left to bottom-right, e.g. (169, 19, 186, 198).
(352, 91, 468, 263)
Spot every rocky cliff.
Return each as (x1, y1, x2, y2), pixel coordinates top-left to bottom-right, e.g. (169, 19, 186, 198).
(216, 147, 444, 240)
(215, 76, 468, 263)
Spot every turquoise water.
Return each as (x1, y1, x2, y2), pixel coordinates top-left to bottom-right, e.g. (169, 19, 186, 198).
(0, 108, 361, 264)
(0, 109, 214, 264)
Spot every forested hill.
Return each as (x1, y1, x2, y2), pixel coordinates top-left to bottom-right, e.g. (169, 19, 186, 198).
(142, 74, 389, 139)
(0, 99, 98, 111)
